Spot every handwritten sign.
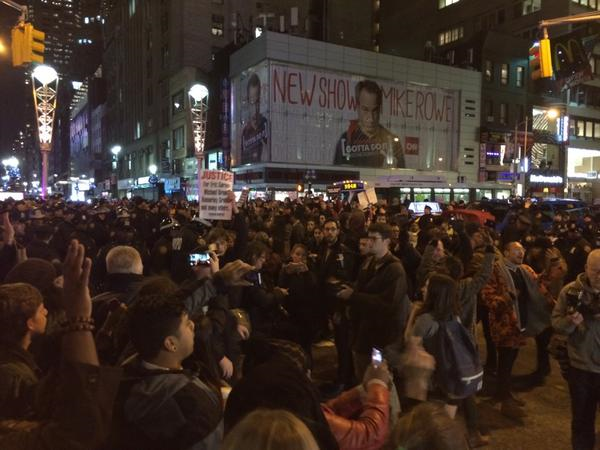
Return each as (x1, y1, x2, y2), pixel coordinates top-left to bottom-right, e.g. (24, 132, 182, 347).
(199, 170, 234, 221)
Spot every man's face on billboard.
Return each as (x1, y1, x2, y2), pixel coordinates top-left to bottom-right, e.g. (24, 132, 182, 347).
(357, 89, 380, 137)
(248, 84, 260, 128)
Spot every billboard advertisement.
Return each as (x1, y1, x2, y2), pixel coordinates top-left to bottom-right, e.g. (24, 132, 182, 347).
(231, 62, 461, 171)
(551, 30, 593, 92)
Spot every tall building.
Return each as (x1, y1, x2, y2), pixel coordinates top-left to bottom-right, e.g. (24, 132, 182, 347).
(103, 0, 380, 198)
(379, 0, 600, 201)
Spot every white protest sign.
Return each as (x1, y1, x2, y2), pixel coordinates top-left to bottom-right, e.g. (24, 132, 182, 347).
(365, 187, 378, 205)
(357, 191, 369, 210)
(199, 170, 234, 220)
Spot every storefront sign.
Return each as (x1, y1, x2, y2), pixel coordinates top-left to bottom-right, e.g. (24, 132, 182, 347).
(117, 178, 134, 190)
(163, 177, 181, 193)
(198, 170, 234, 221)
(529, 174, 564, 184)
(497, 172, 514, 182)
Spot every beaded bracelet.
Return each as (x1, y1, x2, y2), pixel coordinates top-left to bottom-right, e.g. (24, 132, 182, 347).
(60, 317, 95, 333)
(62, 322, 95, 333)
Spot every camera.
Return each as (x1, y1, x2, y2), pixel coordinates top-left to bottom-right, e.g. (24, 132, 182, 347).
(189, 252, 211, 267)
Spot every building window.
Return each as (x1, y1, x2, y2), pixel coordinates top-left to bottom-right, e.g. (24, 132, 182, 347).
(586, 121, 594, 137)
(438, 26, 464, 46)
(438, 0, 461, 8)
(211, 14, 224, 36)
(500, 63, 509, 85)
(516, 66, 524, 87)
(572, 0, 600, 9)
(128, 0, 136, 17)
(161, 11, 169, 32)
(467, 48, 474, 64)
(484, 60, 493, 82)
(172, 90, 184, 115)
(497, 8, 506, 23)
(173, 126, 184, 150)
(161, 44, 169, 69)
(484, 100, 494, 122)
(447, 49, 455, 64)
(514, 0, 541, 17)
(499, 103, 508, 125)
(162, 107, 169, 127)
(146, 87, 153, 106)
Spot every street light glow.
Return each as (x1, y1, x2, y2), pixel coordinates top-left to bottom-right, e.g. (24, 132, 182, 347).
(2, 157, 19, 167)
(188, 84, 209, 102)
(111, 145, 122, 156)
(32, 65, 59, 86)
(546, 109, 559, 119)
(148, 164, 158, 175)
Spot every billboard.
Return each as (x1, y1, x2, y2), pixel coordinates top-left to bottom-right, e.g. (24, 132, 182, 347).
(551, 30, 593, 92)
(231, 62, 461, 171)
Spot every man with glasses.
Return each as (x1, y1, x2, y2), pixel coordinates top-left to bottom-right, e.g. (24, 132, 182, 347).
(337, 222, 409, 380)
(315, 219, 357, 396)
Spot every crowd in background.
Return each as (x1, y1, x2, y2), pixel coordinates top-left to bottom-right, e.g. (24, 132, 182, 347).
(0, 192, 599, 450)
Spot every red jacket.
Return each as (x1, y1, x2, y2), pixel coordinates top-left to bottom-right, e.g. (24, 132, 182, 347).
(321, 383, 389, 450)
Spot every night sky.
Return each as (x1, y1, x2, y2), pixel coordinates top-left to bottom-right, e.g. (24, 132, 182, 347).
(0, 9, 27, 158)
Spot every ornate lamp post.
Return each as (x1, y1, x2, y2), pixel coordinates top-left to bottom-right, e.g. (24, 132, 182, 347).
(31, 64, 58, 199)
(188, 83, 209, 200)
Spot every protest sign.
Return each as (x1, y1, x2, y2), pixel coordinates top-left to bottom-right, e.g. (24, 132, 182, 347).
(199, 170, 234, 220)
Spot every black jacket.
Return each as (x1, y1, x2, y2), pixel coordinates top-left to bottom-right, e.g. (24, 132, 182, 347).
(348, 252, 409, 353)
(107, 357, 223, 450)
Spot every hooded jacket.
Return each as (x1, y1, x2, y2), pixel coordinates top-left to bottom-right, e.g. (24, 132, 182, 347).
(108, 357, 223, 450)
(552, 273, 600, 374)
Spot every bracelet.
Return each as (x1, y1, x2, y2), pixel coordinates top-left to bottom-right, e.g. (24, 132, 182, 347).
(62, 322, 95, 333)
(60, 317, 95, 333)
(61, 316, 94, 326)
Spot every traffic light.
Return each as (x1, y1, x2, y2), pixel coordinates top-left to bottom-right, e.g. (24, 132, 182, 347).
(10, 24, 25, 67)
(539, 38, 553, 79)
(529, 39, 553, 80)
(23, 23, 45, 64)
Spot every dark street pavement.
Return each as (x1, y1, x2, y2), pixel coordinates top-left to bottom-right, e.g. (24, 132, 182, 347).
(312, 325, 600, 450)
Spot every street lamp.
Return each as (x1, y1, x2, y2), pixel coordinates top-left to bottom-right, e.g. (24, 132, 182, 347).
(148, 164, 158, 175)
(188, 83, 209, 200)
(110, 145, 122, 156)
(32, 64, 59, 200)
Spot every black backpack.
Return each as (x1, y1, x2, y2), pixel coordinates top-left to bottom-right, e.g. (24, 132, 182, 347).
(425, 319, 483, 399)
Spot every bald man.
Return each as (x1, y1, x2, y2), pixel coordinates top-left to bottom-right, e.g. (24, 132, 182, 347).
(552, 249, 600, 450)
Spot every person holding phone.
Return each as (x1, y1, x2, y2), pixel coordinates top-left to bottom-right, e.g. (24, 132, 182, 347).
(279, 244, 320, 364)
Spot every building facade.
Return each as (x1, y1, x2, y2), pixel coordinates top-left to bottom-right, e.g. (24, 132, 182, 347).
(102, 0, 380, 198)
(229, 32, 482, 203)
(379, 0, 600, 201)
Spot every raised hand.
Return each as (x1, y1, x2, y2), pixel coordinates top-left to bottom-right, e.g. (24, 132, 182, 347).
(62, 240, 92, 318)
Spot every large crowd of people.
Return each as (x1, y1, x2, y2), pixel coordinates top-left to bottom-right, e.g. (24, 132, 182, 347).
(0, 192, 598, 450)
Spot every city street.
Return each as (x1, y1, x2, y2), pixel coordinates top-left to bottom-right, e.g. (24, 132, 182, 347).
(313, 327, 598, 450)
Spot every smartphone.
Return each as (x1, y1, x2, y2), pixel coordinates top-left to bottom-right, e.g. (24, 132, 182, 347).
(371, 348, 383, 367)
(244, 271, 262, 287)
(189, 252, 211, 267)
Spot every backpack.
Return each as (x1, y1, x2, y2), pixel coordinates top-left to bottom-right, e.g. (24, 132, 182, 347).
(425, 319, 483, 399)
